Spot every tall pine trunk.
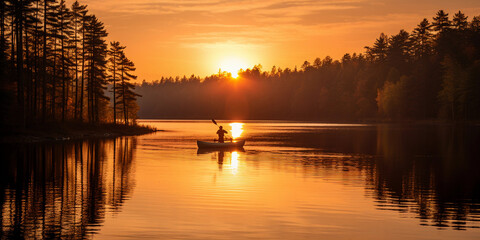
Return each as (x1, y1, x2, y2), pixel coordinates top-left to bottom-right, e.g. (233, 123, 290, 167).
(42, 0, 47, 122)
(15, 1, 25, 128)
(51, 27, 57, 121)
(74, 12, 79, 119)
(33, 0, 39, 119)
(88, 40, 94, 123)
(11, 13, 15, 75)
(79, 14, 86, 122)
(121, 71, 127, 125)
(112, 53, 116, 124)
(24, 10, 32, 124)
(0, 2, 4, 70)
(61, 17, 66, 122)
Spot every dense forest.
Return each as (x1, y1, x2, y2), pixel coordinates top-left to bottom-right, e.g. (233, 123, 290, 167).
(137, 10, 480, 121)
(0, 0, 140, 128)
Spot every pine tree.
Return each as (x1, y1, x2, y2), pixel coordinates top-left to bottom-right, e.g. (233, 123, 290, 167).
(116, 53, 140, 125)
(387, 30, 411, 69)
(0, 2, 7, 77)
(41, 0, 57, 121)
(432, 10, 450, 32)
(79, 11, 89, 121)
(365, 33, 388, 62)
(84, 15, 108, 123)
(57, 0, 73, 121)
(0, 1, 8, 84)
(23, 0, 42, 123)
(470, 16, 480, 30)
(46, 0, 60, 121)
(410, 18, 433, 59)
(0, 1, 14, 126)
(71, 0, 86, 120)
(452, 11, 468, 29)
(108, 41, 125, 124)
(12, 0, 36, 127)
(29, 0, 42, 120)
(0, 1, 6, 65)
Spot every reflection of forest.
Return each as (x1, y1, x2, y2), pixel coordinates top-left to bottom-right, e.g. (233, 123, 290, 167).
(269, 125, 480, 230)
(0, 137, 136, 239)
(372, 126, 480, 230)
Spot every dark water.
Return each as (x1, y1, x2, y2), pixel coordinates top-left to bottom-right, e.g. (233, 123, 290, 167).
(1, 121, 479, 239)
(0, 138, 135, 239)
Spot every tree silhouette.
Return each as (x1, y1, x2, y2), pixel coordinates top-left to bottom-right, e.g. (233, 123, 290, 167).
(79, 10, 90, 121)
(1, 7, 479, 125)
(386, 30, 410, 71)
(57, 0, 73, 122)
(71, 0, 86, 120)
(116, 52, 139, 125)
(411, 18, 434, 59)
(108, 41, 125, 124)
(366, 33, 388, 62)
(0, 0, 141, 128)
(471, 16, 480, 29)
(453, 11, 468, 29)
(135, 10, 480, 122)
(84, 15, 108, 123)
(433, 10, 451, 32)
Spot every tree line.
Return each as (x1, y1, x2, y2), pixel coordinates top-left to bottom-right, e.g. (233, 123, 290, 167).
(0, 0, 140, 128)
(137, 10, 480, 121)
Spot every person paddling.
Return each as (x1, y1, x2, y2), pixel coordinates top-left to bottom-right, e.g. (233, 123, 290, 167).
(216, 126, 228, 143)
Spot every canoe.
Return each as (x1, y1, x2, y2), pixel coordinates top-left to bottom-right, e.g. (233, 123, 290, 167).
(197, 139, 245, 149)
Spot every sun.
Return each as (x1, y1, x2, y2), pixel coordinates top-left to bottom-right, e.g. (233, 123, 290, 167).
(219, 57, 248, 78)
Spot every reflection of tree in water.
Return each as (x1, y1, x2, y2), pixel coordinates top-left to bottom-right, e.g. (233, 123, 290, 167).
(371, 126, 480, 230)
(283, 125, 480, 230)
(109, 138, 136, 212)
(0, 137, 136, 239)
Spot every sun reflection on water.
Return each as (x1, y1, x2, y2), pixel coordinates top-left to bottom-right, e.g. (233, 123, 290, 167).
(231, 151, 239, 175)
(229, 123, 244, 139)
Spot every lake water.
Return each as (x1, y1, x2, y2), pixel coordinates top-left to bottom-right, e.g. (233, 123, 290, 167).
(1, 120, 479, 239)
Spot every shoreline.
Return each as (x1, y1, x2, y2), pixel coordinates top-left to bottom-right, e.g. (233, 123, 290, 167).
(0, 122, 160, 143)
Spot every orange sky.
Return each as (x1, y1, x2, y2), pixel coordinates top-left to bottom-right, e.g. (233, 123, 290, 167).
(68, 0, 480, 82)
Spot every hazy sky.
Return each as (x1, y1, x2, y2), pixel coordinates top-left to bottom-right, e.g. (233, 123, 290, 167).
(68, 0, 480, 81)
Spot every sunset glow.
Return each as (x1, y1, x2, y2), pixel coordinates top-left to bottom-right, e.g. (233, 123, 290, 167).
(66, 0, 480, 81)
(219, 57, 248, 78)
(2, 0, 480, 237)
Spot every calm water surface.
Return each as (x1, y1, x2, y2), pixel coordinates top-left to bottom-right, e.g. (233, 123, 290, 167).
(1, 120, 479, 239)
